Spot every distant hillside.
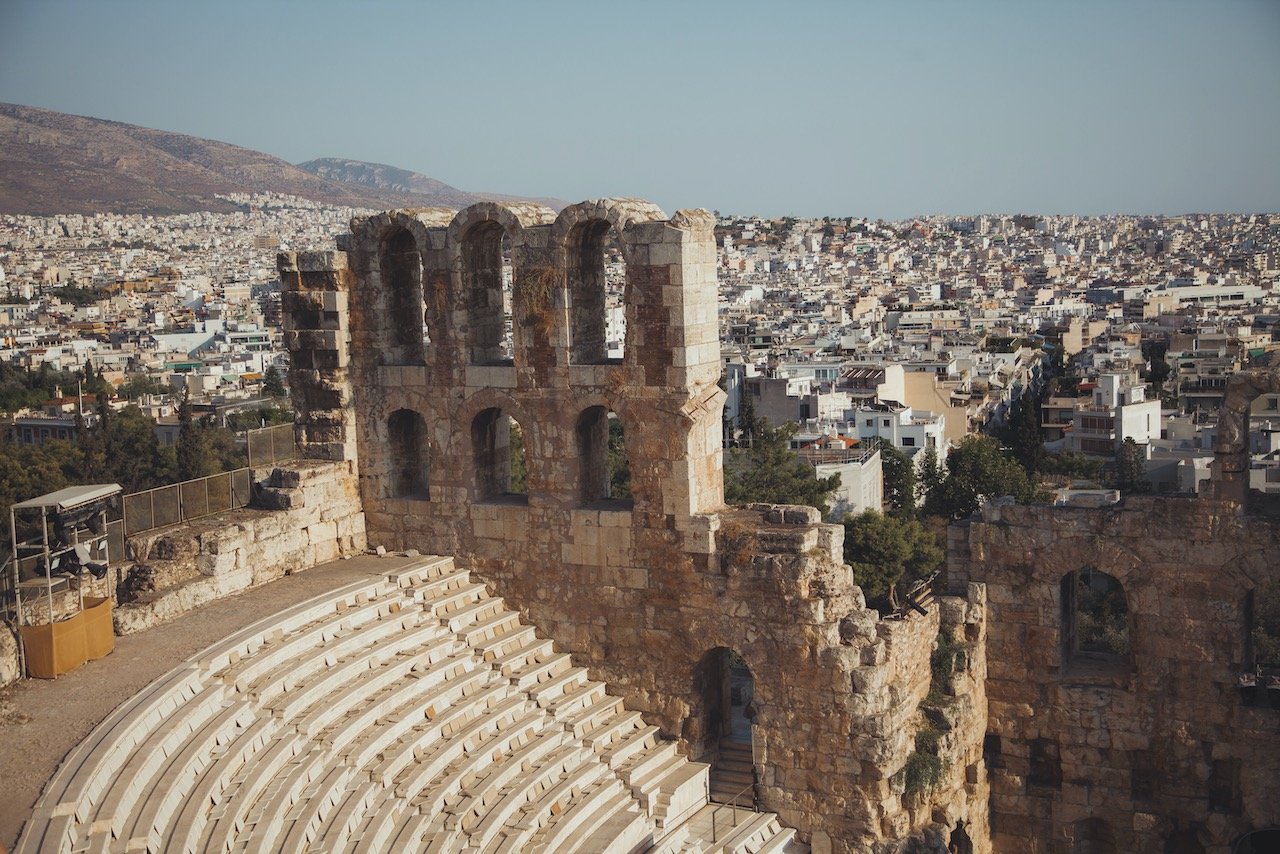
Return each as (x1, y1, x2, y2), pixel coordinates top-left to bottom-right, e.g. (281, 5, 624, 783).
(296, 158, 476, 207)
(297, 158, 566, 211)
(0, 103, 562, 215)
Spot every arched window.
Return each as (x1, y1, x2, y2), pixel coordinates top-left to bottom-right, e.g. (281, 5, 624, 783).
(472, 408, 526, 502)
(379, 229, 426, 364)
(461, 222, 513, 365)
(566, 220, 625, 364)
(575, 406, 630, 505)
(1061, 569, 1129, 666)
(387, 409, 428, 499)
(1233, 829, 1280, 854)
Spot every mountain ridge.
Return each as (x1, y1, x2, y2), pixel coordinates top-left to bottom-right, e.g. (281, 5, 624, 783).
(0, 103, 563, 215)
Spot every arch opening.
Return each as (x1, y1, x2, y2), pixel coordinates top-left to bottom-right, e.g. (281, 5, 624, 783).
(566, 220, 626, 364)
(386, 409, 428, 499)
(1242, 585, 1280, 707)
(1061, 568, 1129, 668)
(694, 647, 757, 805)
(379, 229, 426, 364)
(472, 407, 527, 503)
(575, 406, 631, 506)
(1233, 828, 1280, 854)
(462, 221, 514, 365)
(948, 820, 974, 854)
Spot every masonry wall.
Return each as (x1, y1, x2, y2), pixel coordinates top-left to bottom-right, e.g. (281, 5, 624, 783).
(956, 497, 1280, 853)
(113, 460, 366, 635)
(281, 200, 992, 852)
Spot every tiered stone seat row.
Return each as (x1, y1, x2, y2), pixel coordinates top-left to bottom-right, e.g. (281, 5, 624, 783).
(19, 556, 805, 853)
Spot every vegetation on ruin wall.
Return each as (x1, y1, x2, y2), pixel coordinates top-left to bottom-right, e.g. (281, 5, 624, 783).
(900, 632, 971, 796)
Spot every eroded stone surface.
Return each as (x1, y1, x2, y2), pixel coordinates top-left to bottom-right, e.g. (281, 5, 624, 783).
(280, 201, 991, 852)
(956, 497, 1280, 853)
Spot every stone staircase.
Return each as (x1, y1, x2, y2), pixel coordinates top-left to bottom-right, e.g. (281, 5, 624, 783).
(710, 739, 756, 805)
(18, 555, 806, 853)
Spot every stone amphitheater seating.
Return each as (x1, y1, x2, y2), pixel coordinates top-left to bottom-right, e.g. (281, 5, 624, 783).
(18, 556, 807, 853)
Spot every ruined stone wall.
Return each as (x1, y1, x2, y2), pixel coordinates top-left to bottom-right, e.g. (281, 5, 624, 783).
(113, 460, 366, 635)
(0, 460, 366, 686)
(957, 498, 1280, 853)
(280, 201, 991, 851)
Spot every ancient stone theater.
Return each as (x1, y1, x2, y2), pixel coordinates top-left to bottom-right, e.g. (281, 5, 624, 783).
(13, 198, 1280, 853)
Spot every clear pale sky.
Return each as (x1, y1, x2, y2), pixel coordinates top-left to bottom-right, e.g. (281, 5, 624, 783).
(1, 0, 1277, 220)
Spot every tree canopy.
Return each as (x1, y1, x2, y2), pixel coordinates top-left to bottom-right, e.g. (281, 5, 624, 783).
(724, 418, 841, 516)
(923, 435, 1037, 519)
(869, 437, 917, 518)
(843, 510, 943, 608)
(263, 365, 287, 399)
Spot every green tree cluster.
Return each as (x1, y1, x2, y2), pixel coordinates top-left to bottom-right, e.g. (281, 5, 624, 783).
(922, 435, 1037, 519)
(869, 438, 917, 518)
(724, 418, 840, 516)
(0, 361, 113, 413)
(842, 510, 943, 605)
(224, 405, 292, 433)
(262, 366, 287, 399)
(607, 418, 631, 500)
(1252, 581, 1280, 671)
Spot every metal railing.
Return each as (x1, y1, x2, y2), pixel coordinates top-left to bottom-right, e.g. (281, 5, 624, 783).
(123, 468, 253, 537)
(711, 780, 759, 843)
(247, 422, 297, 468)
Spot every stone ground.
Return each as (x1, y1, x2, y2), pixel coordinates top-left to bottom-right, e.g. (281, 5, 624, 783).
(0, 552, 417, 850)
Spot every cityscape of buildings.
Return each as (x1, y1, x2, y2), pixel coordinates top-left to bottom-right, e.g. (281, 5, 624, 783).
(5, 196, 1277, 514)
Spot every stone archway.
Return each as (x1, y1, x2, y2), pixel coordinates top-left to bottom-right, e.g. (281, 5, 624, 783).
(695, 647, 756, 805)
(1233, 828, 1280, 854)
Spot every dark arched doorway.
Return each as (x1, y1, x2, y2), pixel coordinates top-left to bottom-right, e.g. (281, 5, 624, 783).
(1234, 828, 1280, 854)
(695, 647, 756, 805)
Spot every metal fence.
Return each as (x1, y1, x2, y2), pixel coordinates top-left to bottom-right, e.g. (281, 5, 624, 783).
(247, 422, 297, 468)
(114, 424, 296, 539)
(123, 468, 253, 537)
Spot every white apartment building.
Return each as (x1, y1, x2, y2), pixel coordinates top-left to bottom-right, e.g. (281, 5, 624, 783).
(1065, 373, 1161, 456)
(849, 402, 946, 461)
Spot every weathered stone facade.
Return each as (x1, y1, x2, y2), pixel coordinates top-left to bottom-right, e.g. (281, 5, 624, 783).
(278, 200, 991, 851)
(955, 497, 1280, 853)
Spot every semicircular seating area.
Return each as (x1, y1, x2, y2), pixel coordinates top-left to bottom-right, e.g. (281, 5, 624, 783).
(18, 556, 806, 854)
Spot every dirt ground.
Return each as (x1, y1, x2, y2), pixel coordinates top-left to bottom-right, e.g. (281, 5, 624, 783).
(0, 553, 416, 850)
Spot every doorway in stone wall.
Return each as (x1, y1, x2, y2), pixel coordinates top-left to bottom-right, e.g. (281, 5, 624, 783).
(1233, 828, 1280, 854)
(697, 647, 756, 805)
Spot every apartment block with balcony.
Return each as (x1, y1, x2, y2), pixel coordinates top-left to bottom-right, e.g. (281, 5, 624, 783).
(1064, 373, 1161, 457)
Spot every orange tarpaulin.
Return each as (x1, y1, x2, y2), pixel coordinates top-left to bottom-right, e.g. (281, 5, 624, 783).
(20, 597, 114, 679)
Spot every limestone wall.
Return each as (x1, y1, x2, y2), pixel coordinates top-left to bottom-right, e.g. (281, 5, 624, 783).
(958, 497, 1280, 853)
(113, 460, 366, 635)
(279, 202, 993, 851)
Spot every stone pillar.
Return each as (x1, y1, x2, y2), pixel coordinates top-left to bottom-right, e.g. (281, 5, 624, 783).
(278, 250, 357, 462)
(624, 208, 725, 520)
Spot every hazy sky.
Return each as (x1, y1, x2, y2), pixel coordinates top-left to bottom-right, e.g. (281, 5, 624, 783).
(1, 0, 1277, 219)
